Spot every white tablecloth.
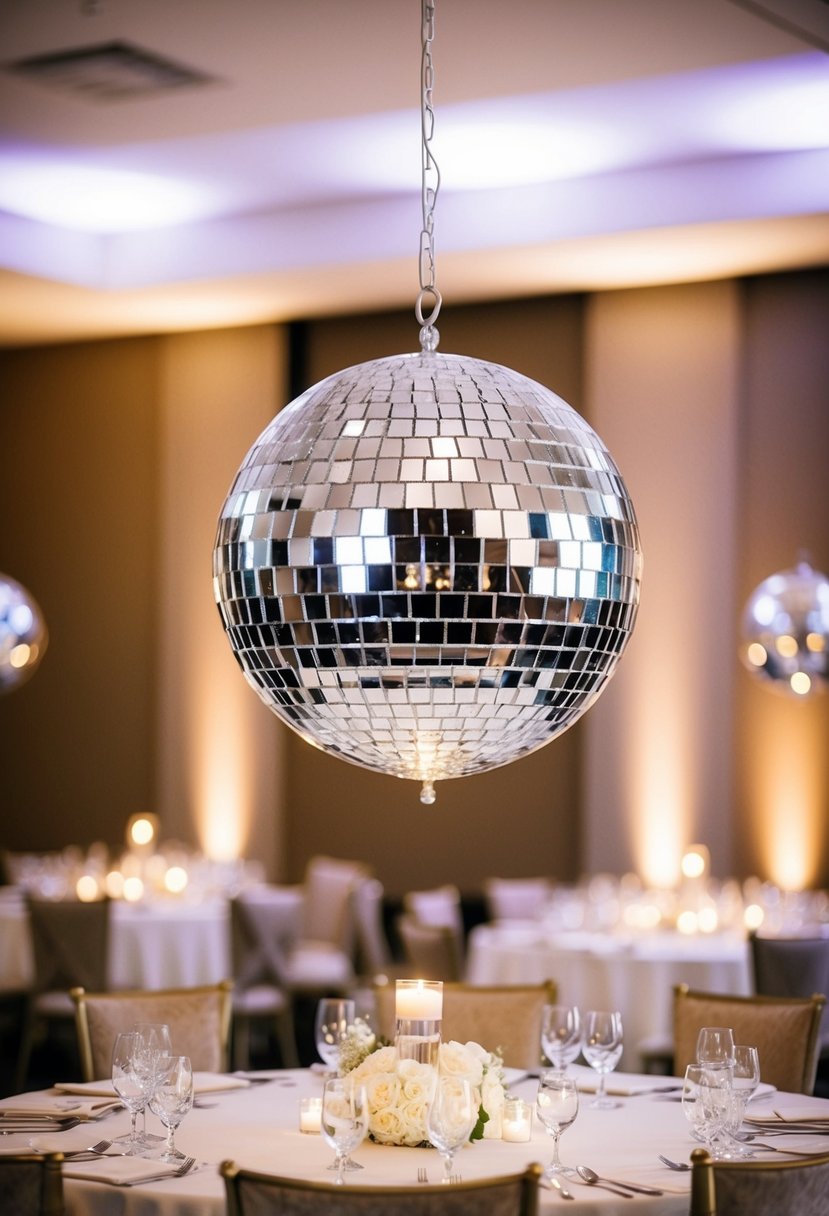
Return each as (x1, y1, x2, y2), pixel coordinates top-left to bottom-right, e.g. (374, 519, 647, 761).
(465, 924, 752, 1070)
(3, 1070, 826, 1215)
(0, 889, 302, 992)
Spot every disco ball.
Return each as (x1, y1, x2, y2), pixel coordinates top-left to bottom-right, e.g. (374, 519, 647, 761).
(213, 350, 642, 801)
(741, 560, 829, 697)
(0, 573, 48, 694)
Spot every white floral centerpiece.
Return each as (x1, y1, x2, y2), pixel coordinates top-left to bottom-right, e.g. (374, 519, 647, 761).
(339, 1019, 506, 1146)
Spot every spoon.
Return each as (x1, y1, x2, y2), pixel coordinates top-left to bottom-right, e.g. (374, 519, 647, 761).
(574, 1166, 633, 1197)
(577, 1165, 663, 1196)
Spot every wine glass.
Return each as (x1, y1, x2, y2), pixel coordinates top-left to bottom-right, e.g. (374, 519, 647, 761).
(147, 1055, 194, 1162)
(111, 1031, 147, 1154)
(315, 998, 355, 1073)
(320, 1077, 369, 1186)
(535, 1071, 579, 1178)
(540, 1004, 582, 1074)
(681, 1064, 707, 1143)
(132, 1022, 172, 1146)
(427, 1075, 477, 1184)
(582, 1010, 623, 1109)
(696, 1026, 735, 1067)
(722, 1045, 760, 1155)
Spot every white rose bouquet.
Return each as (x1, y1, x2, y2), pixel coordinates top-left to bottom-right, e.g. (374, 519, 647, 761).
(341, 1029, 506, 1146)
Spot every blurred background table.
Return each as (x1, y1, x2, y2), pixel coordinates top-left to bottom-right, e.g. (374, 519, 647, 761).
(465, 922, 752, 1070)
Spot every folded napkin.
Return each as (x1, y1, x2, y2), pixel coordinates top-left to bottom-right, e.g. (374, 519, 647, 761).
(62, 1155, 186, 1186)
(0, 1093, 122, 1121)
(747, 1103, 829, 1124)
(55, 1072, 250, 1098)
(569, 1064, 680, 1096)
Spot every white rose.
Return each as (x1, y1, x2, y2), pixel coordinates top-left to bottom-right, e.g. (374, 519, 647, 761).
(370, 1106, 408, 1145)
(438, 1040, 484, 1089)
(364, 1071, 401, 1114)
(481, 1073, 505, 1138)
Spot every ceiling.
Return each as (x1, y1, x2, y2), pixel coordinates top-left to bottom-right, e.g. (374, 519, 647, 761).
(1, 0, 828, 346)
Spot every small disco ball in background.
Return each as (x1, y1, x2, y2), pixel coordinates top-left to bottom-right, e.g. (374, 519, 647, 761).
(741, 560, 829, 698)
(214, 350, 642, 803)
(0, 573, 48, 694)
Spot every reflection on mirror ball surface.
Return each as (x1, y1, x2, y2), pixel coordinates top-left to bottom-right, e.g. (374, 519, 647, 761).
(0, 573, 48, 694)
(214, 350, 642, 800)
(741, 560, 829, 697)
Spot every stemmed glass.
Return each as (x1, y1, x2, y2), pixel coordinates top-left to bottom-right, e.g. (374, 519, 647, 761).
(696, 1027, 735, 1067)
(540, 1004, 582, 1074)
(582, 1010, 623, 1109)
(535, 1071, 579, 1178)
(320, 1077, 368, 1186)
(147, 1055, 194, 1162)
(132, 1022, 172, 1147)
(315, 998, 355, 1073)
(427, 1076, 477, 1184)
(722, 1045, 761, 1156)
(111, 1031, 147, 1154)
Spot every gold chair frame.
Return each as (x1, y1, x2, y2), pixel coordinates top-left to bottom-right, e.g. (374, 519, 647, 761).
(221, 1160, 542, 1216)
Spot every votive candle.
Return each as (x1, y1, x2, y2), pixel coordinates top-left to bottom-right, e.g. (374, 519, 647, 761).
(395, 979, 443, 1020)
(299, 1096, 322, 1133)
(501, 1097, 532, 1142)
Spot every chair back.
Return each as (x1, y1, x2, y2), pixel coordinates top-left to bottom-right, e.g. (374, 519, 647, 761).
(750, 932, 829, 1048)
(71, 980, 233, 1081)
(221, 1160, 542, 1215)
(301, 856, 371, 953)
(0, 1152, 64, 1216)
(373, 980, 557, 1069)
(689, 1145, 829, 1215)
(403, 884, 464, 936)
(353, 877, 393, 976)
(673, 984, 826, 1094)
(396, 914, 462, 982)
(230, 890, 295, 990)
(484, 877, 552, 921)
(26, 896, 110, 999)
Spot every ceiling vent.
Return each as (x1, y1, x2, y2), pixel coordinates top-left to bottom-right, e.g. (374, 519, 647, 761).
(5, 40, 218, 102)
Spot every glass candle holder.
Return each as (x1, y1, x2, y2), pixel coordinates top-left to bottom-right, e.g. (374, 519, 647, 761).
(395, 979, 443, 1067)
(502, 1097, 533, 1142)
(299, 1096, 323, 1133)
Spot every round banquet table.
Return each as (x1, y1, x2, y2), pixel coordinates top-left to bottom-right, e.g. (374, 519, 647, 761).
(465, 924, 752, 1071)
(0, 887, 303, 993)
(4, 1069, 826, 1216)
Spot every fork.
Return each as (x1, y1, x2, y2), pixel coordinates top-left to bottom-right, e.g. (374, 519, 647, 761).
(658, 1154, 689, 1171)
(122, 1155, 197, 1186)
(62, 1139, 113, 1160)
(416, 1166, 428, 1183)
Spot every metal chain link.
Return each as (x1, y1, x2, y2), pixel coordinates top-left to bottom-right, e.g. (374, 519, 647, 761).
(416, 0, 442, 343)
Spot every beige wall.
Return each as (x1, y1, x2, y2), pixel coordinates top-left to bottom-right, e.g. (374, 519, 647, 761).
(734, 271, 829, 886)
(155, 327, 290, 877)
(583, 281, 741, 884)
(0, 338, 160, 843)
(2, 270, 828, 895)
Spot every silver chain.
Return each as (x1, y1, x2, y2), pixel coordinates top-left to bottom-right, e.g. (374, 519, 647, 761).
(416, 0, 441, 347)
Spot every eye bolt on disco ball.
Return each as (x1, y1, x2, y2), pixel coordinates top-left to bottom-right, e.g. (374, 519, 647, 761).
(213, 348, 642, 803)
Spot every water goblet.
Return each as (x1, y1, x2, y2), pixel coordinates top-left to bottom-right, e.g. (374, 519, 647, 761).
(535, 1070, 579, 1178)
(540, 1004, 582, 1074)
(147, 1055, 194, 1162)
(722, 1045, 760, 1155)
(582, 1009, 623, 1109)
(132, 1022, 172, 1146)
(696, 1026, 735, 1067)
(681, 1064, 707, 1144)
(427, 1075, 477, 1184)
(321, 1077, 369, 1186)
(111, 1031, 146, 1154)
(315, 998, 356, 1073)
(684, 1061, 734, 1158)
